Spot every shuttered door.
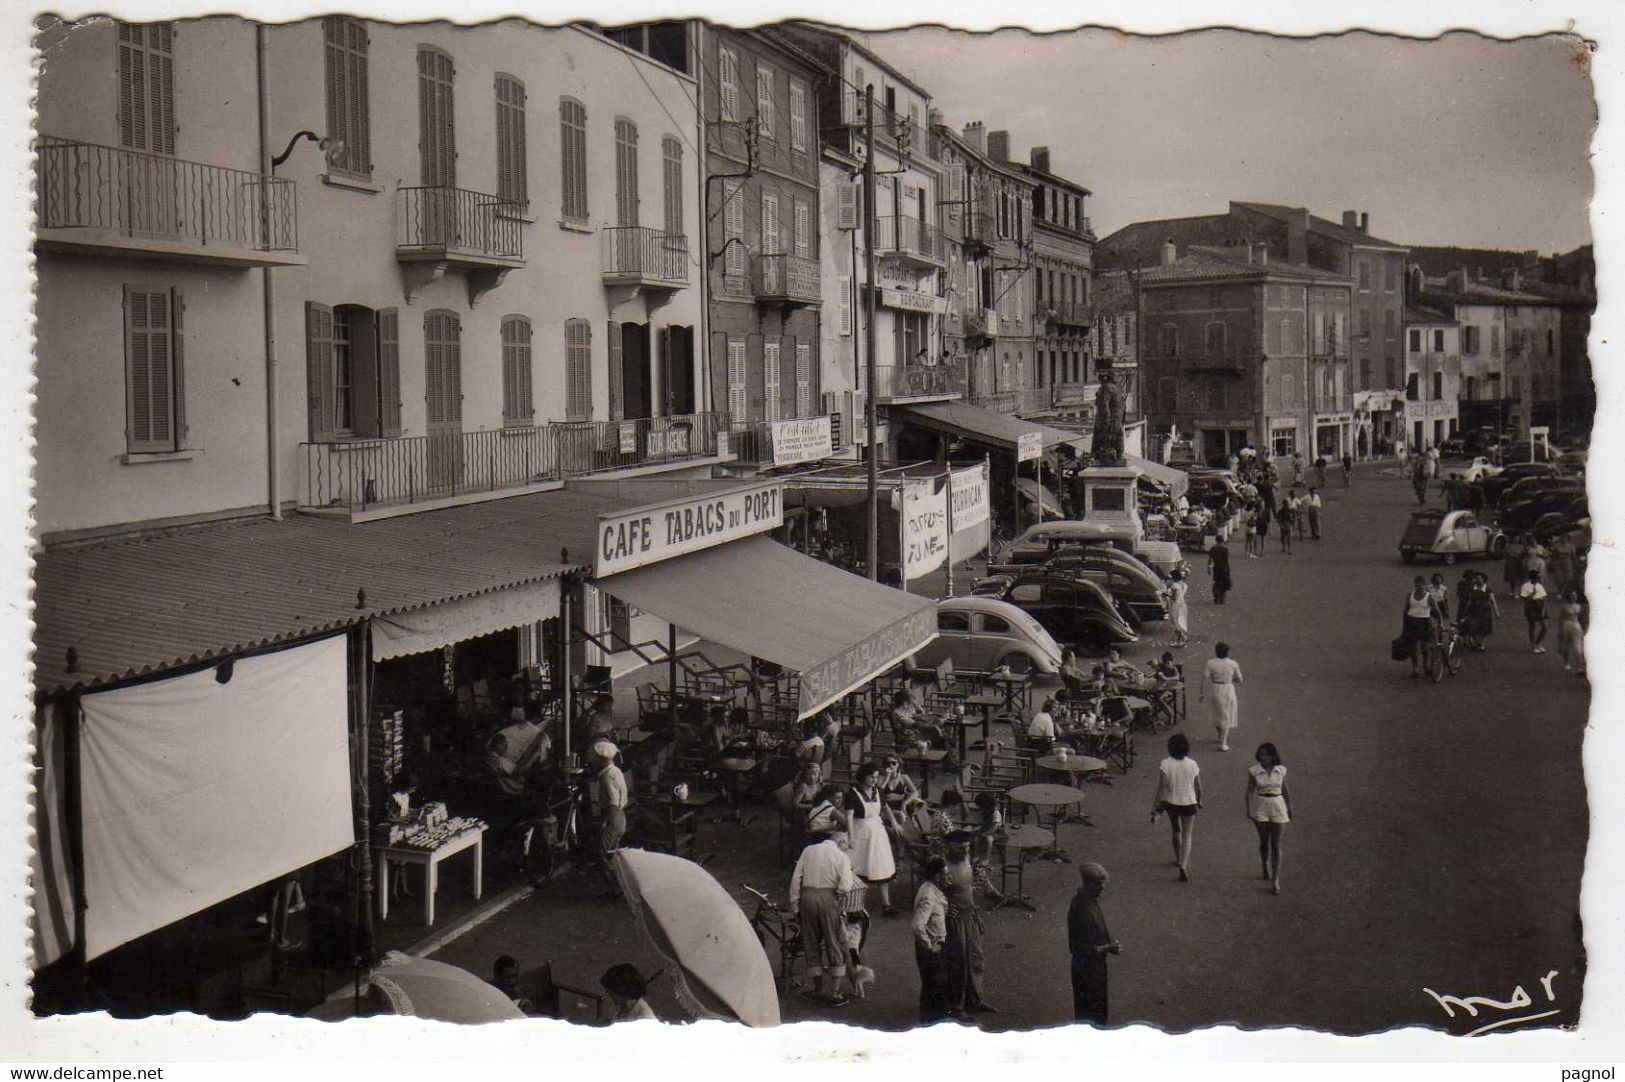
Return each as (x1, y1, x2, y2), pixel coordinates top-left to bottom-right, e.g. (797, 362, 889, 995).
(837, 276, 852, 336)
(724, 179, 745, 278)
(761, 190, 780, 255)
(763, 341, 781, 422)
(559, 98, 587, 221)
(727, 339, 747, 422)
(305, 301, 336, 443)
(607, 321, 624, 421)
(793, 200, 811, 259)
(418, 49, 456, 187)
(125, 286, 175, 452)
(495, 75, 526, 207)
(615, 118, 639, 228)
(424, 311, 463, 489)
(789, 79, 807, 151)
(118, 23, 174, 155)
(795, 341, 812, 418)
(376, 308, 401, 437)
(501, 316, 533, 425)
(662, 136, 683, 237)
(565, 320, 592, 421)
(719, 47, 740, 123)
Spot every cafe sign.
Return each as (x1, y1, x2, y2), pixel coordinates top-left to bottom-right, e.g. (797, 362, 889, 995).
(799, 606, 937, 718)
(596, 481, 784, 577)
(769, 415, 835, 467)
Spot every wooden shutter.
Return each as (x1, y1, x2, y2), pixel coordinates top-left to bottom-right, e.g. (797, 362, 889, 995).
(324, 18, 371, 176)
(170, 287, 186, 447)
(760, 190, 780, 255)
(418, 48, 455, 188)
(837, 275, 852, 336)
(836, 183, 858, 230)
(118, 23, 175, 155)
(662, 136, 683, 237)
(793, 200, 810, 258)
(502, 316, 532, 424)
(727, 339, 747, 421)
(376, 307, 401, 437)
(763, 340, 781, 421)
(724, 179, 745, 276)
(719, 47, 740, 123)
(565, 320, 592, 421)
(608, 321, 624, 421)
(122, 286, 176, 452)
(755, 62, 775, 140)
(495, 75, 526, 206)
(559, 98, 587, 221)
(305, 301, 337, 443)
(795, 341, 812, 418)
(893, 313, 906, 367)
(615, 118, 639, 228)
(789, 79, 807, 151)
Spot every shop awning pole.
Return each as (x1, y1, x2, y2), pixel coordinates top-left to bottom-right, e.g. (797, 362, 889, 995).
(561, 575, 575, 764)
(668, 623, 679, 737)
(62, 694, 88, 1006)
(354, 621, 375, 976)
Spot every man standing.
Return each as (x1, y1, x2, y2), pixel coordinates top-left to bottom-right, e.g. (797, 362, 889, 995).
(911, 855, 951, 1023)
(1207, 537, 1233, 604)
(1067, 863, 1122, 1025)
(1304, 487, 1323, 540)
(788, 827, 858, 1008)
(592, 740, 628, 898)
(942, 831, 1001, 1016)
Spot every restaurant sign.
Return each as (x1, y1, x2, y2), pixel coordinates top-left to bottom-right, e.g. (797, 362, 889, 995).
(877, 286, 942, 314)
(596, 481, 783, 577)
(1016, 430, 1044, 463)
(769, 415, 835, 467)
(901, 480, 949, 581)
(800, 606, 937, 717)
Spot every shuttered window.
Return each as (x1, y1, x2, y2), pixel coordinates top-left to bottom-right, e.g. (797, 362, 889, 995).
(836, 183, 858, 230)
(727, 339, 747, 421)
(424, 310, 463, 426)
(764, 341, 782, 422)
(662, 136, 683, 237)
(1205, 322, 1226, 356)
(723, 178, 745, 277)
(323, 17, 371, 177)
(789, 78, 808, 151)
(719, 46, 740, 123)
(559, 97, 588, 222)
(117, 22, 175, 155)
(1160, 324, 1178, 358)
(761, 190, 780, 255)
(755, 62, 775, 141)
(494, 74, 527, 207)
(125, 285, 183, 452)
(417, 47, 455, 187)
(614, 117, 639, 227)
(793, 200, 811, 258)
(501, 315, 534, 426)
(333, 307, 356, 434)
(565, 319, 592, 421)
(795, 341, 812, 418)
(377, 307, 402, 437)
(837, 275, 852, 336)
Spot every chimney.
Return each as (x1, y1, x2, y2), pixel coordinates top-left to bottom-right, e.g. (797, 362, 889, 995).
(1359, 212, 1369, 233)
(1342, 210, 1359, 229)
(1447, 268, 1468, 293)
(962, 120, 985, 155)
(1030, 146, 1051, 173)
(1256, 243, 1268, 266)
(1161, 239, 1177, 267)
(1502, 267, 1521, 291)
(1522, 249, 1541, 273)
(987, 129, 1011, 162)
(928, 107, 943, 128)
(1287, 208, 1309, 265)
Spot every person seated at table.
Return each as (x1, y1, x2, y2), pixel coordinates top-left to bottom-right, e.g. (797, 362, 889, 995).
(1104, 648, 1138, 682)
(879, 754, 922, 812)
(796, 716, 828, 766)
(806, 783, 851, 838)
(1089, 665, 1117, 697)
(890, 688, 923, 727)
(776, 762, 822, 822)
(1028, 697, 1063, 747)
(1153, 652, 1181, 683)
(1058, 649, 1091, 703)
(910, 791, 959, 851)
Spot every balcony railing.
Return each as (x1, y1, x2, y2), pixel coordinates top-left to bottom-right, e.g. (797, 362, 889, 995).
(875, 215, 943, 265)
(963, 208, 996, 252)
(969, 390, 1019, 414)
(1051, 380, 1096, 408)
(301, 413, 725, 513)
(602, 226, 689, 287)
(755, 253, 820, 304)
(1042, 302, 1093, 327)
(965, 308, 999, 341)
(36, 136, 297, 254)
(872, 360, 968, 402)
(397, 186, 524, 261)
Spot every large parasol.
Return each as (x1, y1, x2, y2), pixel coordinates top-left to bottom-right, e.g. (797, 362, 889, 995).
(611, 848, 780, 1027)
(306, 952, 527, 1023)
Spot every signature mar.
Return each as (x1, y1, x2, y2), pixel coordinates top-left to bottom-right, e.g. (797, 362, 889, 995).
(1424, 970, 1562, 1037)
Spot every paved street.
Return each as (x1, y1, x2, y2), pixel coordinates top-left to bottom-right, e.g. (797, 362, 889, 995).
(431, 466, 1588, 1033)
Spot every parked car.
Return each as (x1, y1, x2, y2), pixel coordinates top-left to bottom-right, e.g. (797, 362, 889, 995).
(1186, 475, 1242, 514)
(1398, 509, 1507, 565)
(1438, 437, 1471, 458)
(1557, 449, 1588, 477)
(1031, 548, 1169, 624)
(971, 572, 1140, 655)
(906, 596, 1064, 676)
(1440, 456, 1502, 484)
(1530, 510, 1587, 543)
(1501, 441, 1560, 464)
(1499, 491, 1588, 534)
(1481, 462, 1559, 505)
(1495, 477, 1584, 514)
(998, 521, 1187, 579)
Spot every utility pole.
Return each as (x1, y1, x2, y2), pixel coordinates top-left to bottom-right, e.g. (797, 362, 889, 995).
(864, 84, 880, 582)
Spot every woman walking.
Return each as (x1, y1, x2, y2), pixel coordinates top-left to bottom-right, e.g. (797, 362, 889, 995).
(1199, 641, 1243, 751)
(845, 764, 901, 916)
(1207, 539, 1233, 605)
(1461, 572, 1500, 651)
(1166, 568, 1190, 647)
(1401, 576, 1443, 677)
(1152, 733, 1203, 882)
(1244, 743, 1293, 895)
(1519, 570, 1550, 654)
(1556, 588, 1586, 676)
(1428, 573, 1451, 622)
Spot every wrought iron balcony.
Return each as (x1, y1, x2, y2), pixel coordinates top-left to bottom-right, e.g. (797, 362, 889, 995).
(962, 208, 996, 254)
(875, 215, 944, 267)
(1042, 302, 1093, 328)
(35, 136, 301, 267)
(396, 185, 525, 263)
(602, 226, 689, 289)
(964, 308, 999, 342)
(755, 253, 820, 305)
(871, 360, 967, 403)
(300, 413, 726, 515)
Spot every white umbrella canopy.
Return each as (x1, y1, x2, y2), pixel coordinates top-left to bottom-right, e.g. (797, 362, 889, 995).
(306, 952, 527, 1023)
(611, 849, 781, 1027)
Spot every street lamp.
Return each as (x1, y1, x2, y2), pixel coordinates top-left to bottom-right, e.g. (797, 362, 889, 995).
(271, 130, 345, 172)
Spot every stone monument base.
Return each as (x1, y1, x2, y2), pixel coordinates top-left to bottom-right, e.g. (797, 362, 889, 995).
(1077, 464, 1144, 542)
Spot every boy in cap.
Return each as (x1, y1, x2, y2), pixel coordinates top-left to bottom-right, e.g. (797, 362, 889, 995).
(1067, 863, 1122, 1025)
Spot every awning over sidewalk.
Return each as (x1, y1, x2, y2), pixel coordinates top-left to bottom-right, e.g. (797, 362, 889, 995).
(1127, 454, 1189, 497)
(890, 401, 1071, 458)
(597, 536, 936, 719)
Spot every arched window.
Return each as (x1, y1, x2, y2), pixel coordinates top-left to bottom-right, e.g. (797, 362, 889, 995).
(323, 17, 371, 177)
(501, 315, 533, 426)
(559, 98, 588, 222)
(417, 47, 455, 187)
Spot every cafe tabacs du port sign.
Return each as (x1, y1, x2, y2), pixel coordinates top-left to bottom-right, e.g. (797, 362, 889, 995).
(595, 481, 784, 577)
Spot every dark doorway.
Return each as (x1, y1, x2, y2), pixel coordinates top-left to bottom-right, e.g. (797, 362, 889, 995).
(663, 325, 695, 415)
(621, 322, 652, 420)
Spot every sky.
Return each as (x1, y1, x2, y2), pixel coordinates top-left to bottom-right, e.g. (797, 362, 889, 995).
(854, 28, 1596, 254)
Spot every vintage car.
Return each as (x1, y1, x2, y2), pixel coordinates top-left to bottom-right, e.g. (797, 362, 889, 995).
(1398, 509, 1507, 564)
(971, 572, 1140, 655)
(1481, 462, 1559, 505)
(1440, 456, 1502, 484)
(1028, 547, 1169, 624)
(905, 596, 1065, 676)
(1500, 491, 1588, 535)
(999, 520, 1188, 580)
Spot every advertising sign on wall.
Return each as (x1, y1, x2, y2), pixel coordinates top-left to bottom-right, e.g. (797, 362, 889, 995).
(769, 416, 835, 467)
(901, 479, 949, 581)
(949, 463, 990, 530)
(1016, 431, 1044, 463)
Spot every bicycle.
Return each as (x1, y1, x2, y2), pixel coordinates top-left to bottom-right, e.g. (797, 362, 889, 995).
(742, 885, 803, 982)
(1421, 624, 1464, 683)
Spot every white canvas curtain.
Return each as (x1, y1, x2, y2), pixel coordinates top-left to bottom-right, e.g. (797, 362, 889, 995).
(76, 635, 354, 961)
(30, 702, 75, 968)
(371, 579, 560, 661)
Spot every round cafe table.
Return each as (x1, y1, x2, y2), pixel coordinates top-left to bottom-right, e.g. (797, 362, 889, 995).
(1035, 755, 1106, 820)
(992, 824, 1053, 911)
(1007, 783, 1088, 862)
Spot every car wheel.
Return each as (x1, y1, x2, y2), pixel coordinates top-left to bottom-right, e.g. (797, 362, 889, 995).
(996, 653, 1034, 675)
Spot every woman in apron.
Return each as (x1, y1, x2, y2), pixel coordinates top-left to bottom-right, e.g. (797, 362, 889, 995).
(845, 763, 900, 916)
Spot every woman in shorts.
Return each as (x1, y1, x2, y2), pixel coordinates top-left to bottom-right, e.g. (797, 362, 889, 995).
(1152, 733, 1202, 882)
(1244, 742, 1293, 895)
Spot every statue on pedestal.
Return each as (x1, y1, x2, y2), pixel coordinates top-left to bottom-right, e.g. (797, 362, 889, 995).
(1092, 368, 1126, 467)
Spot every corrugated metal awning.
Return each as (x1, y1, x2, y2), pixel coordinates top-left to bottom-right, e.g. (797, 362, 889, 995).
(33, 489, 635, 695)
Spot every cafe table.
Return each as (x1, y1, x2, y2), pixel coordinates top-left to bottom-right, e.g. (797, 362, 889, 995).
(993, 824, 1054, 911)
(1035, 752, 1109, 780)
(901, 747, 950, 798)
(942, 714, 984, 761)
(377, 821, 486, 926)
(961, 692, 1007, 750)
(986, 672, 1034, 715)
(1007, 783, 1088, 862)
